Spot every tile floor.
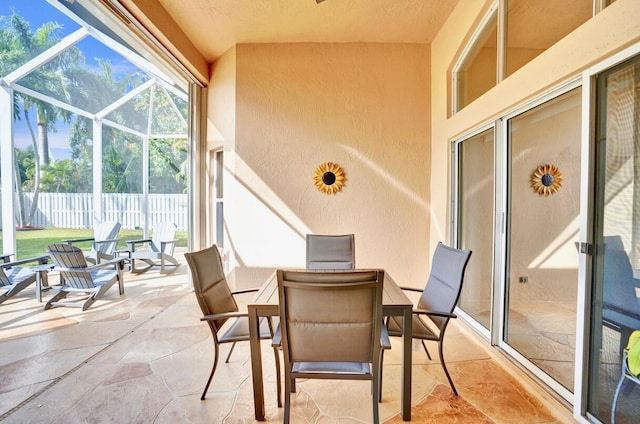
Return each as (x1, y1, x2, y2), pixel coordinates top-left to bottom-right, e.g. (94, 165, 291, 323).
(0, 252, 576, 423)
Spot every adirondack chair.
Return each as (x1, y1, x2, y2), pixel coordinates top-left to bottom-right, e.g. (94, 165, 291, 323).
(45, 244, 125, 311)
(63, 221, 122, 264)
(0, 254, 50, 304)
(124, 222, 180, 274)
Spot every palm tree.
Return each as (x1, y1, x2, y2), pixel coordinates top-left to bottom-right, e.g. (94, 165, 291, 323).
(0, 11, 77, 226)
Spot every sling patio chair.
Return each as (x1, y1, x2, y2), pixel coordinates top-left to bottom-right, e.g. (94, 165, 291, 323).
(276, 269, 386, 424)
(45, 243, 126, 311)
(123, 222, 180, 274)
(305, 233, 355, 270)
(381, 242, 471, 397)
(601, 235, 640, 354)
(0, 254, 50, 304)
(63, 221, 122, 264)
(184, 244, 282, 404)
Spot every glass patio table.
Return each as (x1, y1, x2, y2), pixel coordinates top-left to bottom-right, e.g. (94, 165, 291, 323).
(248, 269, 414, 421)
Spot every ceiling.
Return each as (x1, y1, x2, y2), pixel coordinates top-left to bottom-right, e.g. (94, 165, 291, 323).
(155, 0, 461, 62)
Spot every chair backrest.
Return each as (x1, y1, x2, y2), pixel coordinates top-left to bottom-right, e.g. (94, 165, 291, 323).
(305, 234, 355, 270)
(151, 222, 177, 255)
(604, 235, 626, 252)
(184, 245, 239, 333)
(47, 244, 96, 289)
(418, 242, 472, 332)
(277, 269, 383, 364)
(94, 221, 121, 255)
(603, 240, 638, 313)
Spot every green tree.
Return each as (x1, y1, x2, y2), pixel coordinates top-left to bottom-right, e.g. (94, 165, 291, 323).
(0, 11, 79, 226)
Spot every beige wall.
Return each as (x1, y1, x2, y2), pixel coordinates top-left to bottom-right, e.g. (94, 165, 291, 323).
(205, 0, 640, 292)
(208, 42, 432, 289)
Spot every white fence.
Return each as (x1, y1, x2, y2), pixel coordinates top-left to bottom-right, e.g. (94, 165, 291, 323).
(10, 193, 188, 230)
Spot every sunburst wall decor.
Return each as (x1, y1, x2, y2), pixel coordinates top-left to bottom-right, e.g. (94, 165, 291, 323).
(313, 162, 345, 194)
(530, 164, 563, 196)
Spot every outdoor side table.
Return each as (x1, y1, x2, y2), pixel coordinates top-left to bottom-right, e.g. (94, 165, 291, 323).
(31, 263, 54, 303)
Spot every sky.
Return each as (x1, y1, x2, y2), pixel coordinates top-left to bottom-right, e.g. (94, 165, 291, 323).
(1, 0, 140, 159)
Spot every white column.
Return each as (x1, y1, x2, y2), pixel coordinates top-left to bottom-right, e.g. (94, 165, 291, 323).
(143, 86, 154, 238)
(0, 85, 17, 255)
(93, 119, 103, 223)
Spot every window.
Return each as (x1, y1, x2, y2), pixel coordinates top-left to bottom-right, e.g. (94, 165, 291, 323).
(452, 6, 497, 112)
(453, 0, 593, 114)
(505, 0, 592, 78)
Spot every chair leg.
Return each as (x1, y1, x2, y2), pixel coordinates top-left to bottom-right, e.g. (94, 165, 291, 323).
(284, 373, 292, 424)
(225, 342, 236, 363)
(81, 296, 97, 311)
(201, 342, 220, 400)
(611, 371, 627, 424)
(422, 340, 432, 360)
(44, 289, 68, 310)
(378, 349, 384, 402)
(372, 367, 380, 423)
(438, 339, 457, 396)
(273, 346, 282, 407)
(117, 267, 125, 295)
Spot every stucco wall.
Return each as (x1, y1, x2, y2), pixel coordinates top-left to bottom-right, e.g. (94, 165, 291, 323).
(209, 42, 432, 289)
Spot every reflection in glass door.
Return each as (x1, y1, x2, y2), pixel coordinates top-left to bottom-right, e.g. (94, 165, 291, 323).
(457, 128, 495, 330)
(504, 88, 582, 396)
(588, 55, 640, 424)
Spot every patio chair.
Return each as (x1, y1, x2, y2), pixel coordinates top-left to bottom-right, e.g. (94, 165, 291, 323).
(45, 243, 125, 311)
(184, 244, 281, 403)
(611, 330, 640, 424)
(602, 236, 640, 353)
(124, 222, 180, 274)
(382, 242, 471, 397)
(0, 254, 50, 304)
(305, 233, 355, 270)
(276, 269, 386, 424)
(63, 221, 121, 264)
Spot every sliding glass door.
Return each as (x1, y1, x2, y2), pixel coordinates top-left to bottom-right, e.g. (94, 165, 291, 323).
(587, 54, 640, 424)
(503, 88, 582, 397)
(455, 86, 582, 402)
(456, 128, 495, 331)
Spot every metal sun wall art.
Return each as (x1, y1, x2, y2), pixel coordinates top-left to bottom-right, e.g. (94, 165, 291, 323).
(530, 164, 563, 196)
(313, 162, 345, 194)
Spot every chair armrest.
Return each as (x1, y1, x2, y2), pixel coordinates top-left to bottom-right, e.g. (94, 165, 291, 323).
(413, 308, 457, 319)
(55, 258, 126, 273)
(201, 311, 247, 322)
(85, 257, 126, 271)
(232, 288, 260, 296)
(0, 254, 50, 269)
(94, 238, 120, 245)
(159, 240, 178, 252)
(126, 239, 152, 246)
(399, 286, 423, 293)
(54, 258, 125, 274)
(1, 253, 13, 263)
(125, 239, 152, 252)
(63, 237, 95, 244)
(380, 323, 391, 350)
(93, 239, 121, 252)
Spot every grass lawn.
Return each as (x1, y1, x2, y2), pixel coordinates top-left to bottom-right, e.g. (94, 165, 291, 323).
(1, 227, 187, 259)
